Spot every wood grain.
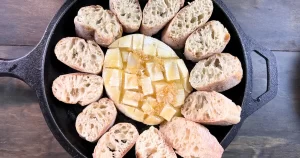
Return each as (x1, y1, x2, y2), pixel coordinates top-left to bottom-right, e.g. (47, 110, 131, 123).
(0, 0, 64, 46)
(222, 0, 300, 51)
(0, 46, 33, 59)
(0, 77, 69, 158)
(0, 0, 300, 51)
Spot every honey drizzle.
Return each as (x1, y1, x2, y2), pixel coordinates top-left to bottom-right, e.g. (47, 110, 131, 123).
(121, 48, 179, 115)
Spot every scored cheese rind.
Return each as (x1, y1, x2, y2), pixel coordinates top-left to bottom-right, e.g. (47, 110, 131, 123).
(156, 40, 177, 58)
(105, 34, 192, 125)
(143, 115, 164, 125)
(103, 68, 123, 87)
(118, 35, 132, 48)
(117, 104, 145, 122)
(132, 34, 144, 50)
(143, 36, 157, 56)
(109, 40, 119, 48)
(122, 90, 142, 107)
(164, 60, 180, 81)
(176, 59, 193, 93)
(141, 101, 153, 114)
(174, 89, 186, 107)
(146, 62, 164, 81)
(108, 87, 121, 104)
(121, 49, 130, 62)
(182, 76, 193, 93)
(140, 77, 154, 95)
(126, 52, 140, 74)
(104, 48, 123, 69)
(177, 59, 189, 78)
(159, 104, 177, 121)
(124, 73, 139, 90)
(102, 68, 123, 104)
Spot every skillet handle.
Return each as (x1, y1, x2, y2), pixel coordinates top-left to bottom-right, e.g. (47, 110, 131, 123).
(242, 36, 278, 119)
(0, 45, 44, 88)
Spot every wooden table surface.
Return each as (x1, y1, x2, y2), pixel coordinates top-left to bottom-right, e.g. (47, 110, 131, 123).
(0, 0, 299, 157)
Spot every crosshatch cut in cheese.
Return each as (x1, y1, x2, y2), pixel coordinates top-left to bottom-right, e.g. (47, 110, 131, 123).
(103, 34, 192, 125)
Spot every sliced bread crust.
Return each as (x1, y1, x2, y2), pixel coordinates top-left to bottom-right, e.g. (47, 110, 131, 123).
(109, 0, 142, 33)
(184, 20, 230, 62)
(159, 117, 224, 158)
(141, 0, 184, 36)
(93, 123, 139, 158)
(181, 91, 241, 125)
(162, 0, 213, 49)
(135, 126, 177, 158)
(54, 37, 104, 74)
(52, 73, 103, 106)
(189, 53, 243, 92)
(75, 98, 117, 142)
(74, 5, 123, 47)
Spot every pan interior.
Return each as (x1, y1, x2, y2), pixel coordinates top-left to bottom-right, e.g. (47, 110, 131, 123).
(43, 0, 246, 157)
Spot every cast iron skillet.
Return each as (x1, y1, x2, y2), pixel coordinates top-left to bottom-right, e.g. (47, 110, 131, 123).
(0, 0, 278, 157)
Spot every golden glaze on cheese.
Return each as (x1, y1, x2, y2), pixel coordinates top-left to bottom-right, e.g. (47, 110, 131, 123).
(103, 34, 192, 125)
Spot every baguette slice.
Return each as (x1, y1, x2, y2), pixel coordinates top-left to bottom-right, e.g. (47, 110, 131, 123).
(93, 123, 139, 158)
(74, 5, 123, 47)
(159, 117, 224, 158)
(181, 91, 241, 125)
(54, 37, 104, 74)
(141, 0, 184, 36)
(162, 0, 213, 49)
(189, 53, 243, 92)
(109, 0, 142, 33)
(185, 21, 231, 62)
(52, 73, 103, 106)
(75, 98, 117, 142)
(136, 126, 177, 158)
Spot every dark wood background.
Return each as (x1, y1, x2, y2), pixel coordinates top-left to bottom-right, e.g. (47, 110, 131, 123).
(0, 0, 300, 157)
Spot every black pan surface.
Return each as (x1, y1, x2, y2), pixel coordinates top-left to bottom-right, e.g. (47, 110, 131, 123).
(0, 0, 278, 157)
